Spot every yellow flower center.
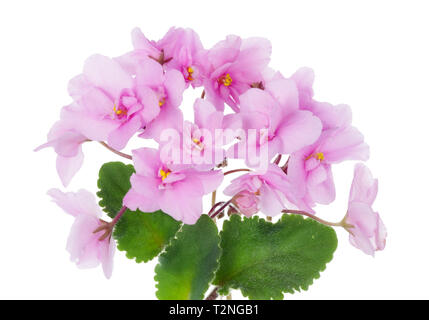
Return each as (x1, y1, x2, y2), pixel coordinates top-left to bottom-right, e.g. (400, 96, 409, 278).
(159, 169, 171, 181)
(159, 98, 166, 107)
(113, 105, 124, 115)
(187, 66, 194, 81)
(316, 152, 325, 161)
(220, 73, 232, 86)
(306, 152, 325, 161)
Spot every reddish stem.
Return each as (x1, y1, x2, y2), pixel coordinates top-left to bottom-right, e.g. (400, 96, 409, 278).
(99, 141, 132, 160)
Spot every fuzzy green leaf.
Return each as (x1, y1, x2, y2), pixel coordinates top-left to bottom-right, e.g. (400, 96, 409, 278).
(97, 161, 134, 218)
(213, 214, 338, 300)
(155, 215, 221, 300)
(113, 209, 181, 263)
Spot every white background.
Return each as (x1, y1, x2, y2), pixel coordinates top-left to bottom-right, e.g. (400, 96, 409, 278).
(1, 0, 428, 299)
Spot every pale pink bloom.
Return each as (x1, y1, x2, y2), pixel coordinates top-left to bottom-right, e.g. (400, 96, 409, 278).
(228, 78, 322, 166)
(118, 27, 206, 87)
(67, 54, 161, 150)
(232, 190, 259, 217)
(35, 108, 88, 187)
(224, 164, 312, 217)
(291, 67, 352, 130)
(288, 126, 370, 207)
(203, 35, 272, 111)
(123, 148, 224, 224)
(137, 59, 186, 141)
(346, 164, 386, 256)
(48, 189, 115, 278)
(165, 99, 241, 170)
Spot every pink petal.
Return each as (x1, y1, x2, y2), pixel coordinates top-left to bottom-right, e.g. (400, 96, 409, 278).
(107, 115, 142, 150)
(123, 188, 160, 213)
(83, 55, 133, 98)
(322, 126, 370, 163)
(136, 59, 164, 87)
(100, 237, 116, 279)
(56, 150, 84, 187)
(131, 148, 160, 178)
(349, 163, 378, 205)
(276, 110, 322, 154)
(48, 188, 101, 218)
(307, 165, 336, 205)
(164, 69, 186, 108)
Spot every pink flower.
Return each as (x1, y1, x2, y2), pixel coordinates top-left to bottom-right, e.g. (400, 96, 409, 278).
(346, 164, 386, 256)
(291, 67, 352, 130)
(48, 189, 115, 278)
(118, 27, 206, 87)
(224, 164, 312, 217)
(232, 190, 259, 217)
(67, 54, 161, 150)
(228, 78, 322, 166)
(288, 125, 370, 207)
(203, 35, 272, 111)
(136, 59, 186, 141)
(165, 98, 241, 170)
(35, 109, 88, 186)
(123, 148, 224, 224)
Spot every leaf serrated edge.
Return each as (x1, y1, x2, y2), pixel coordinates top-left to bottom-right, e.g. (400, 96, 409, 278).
(96, 161, 135, 217)
(154, 215, 221, 300)
(216, 214, 338, 300)
(113, 210, 182, 264)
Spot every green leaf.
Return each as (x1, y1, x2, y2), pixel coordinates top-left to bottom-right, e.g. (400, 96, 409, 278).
(155, 215, 221, 300)
(113, 209, 181, 263)
(97, 161, 134, 218)
(213, 214, 338, 300)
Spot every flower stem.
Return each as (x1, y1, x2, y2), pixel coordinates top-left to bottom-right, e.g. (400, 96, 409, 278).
(224, 168, 251, 176)
(211, 190, 217, 207)
(210, 199, 232, 219)
(111, 206, 127, 225)
(282, 209, 345, 227)
(93, 206, 128, 241)
(99, 141, 132, 160)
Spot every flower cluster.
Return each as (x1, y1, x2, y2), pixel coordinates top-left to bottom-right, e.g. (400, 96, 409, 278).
(38, 27, 386, 281)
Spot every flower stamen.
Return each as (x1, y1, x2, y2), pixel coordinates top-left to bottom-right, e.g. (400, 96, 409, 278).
(187, 67, 194, 81)
(306, 152, 325, 161)
(219, 73, 232, 86)
(159, 169, 171, 181)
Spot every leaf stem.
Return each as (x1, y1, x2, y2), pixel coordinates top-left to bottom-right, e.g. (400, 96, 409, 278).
(205, 287, 219, 300)
(99, 141, 132, 160)
(282, 209, 348, 228)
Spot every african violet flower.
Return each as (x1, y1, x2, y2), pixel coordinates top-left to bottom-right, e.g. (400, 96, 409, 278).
(37, 27, 385, 298)
(48, 189, 115, 278)
(123, 148, 223, 224)
(228, 77, 322, 167)
(288, 125, 369, 207)
(203, 35, 272, 112)
(345, 164, 386, 255)
(118, 27, 206, 87)
(70, 54, 162, 150)
(163, 98, 241, 170)
(224, 164, 312, 217)
(291, 67, 352, 130)
(136, 59, 186, 141)
(231, 190, 259, 217)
